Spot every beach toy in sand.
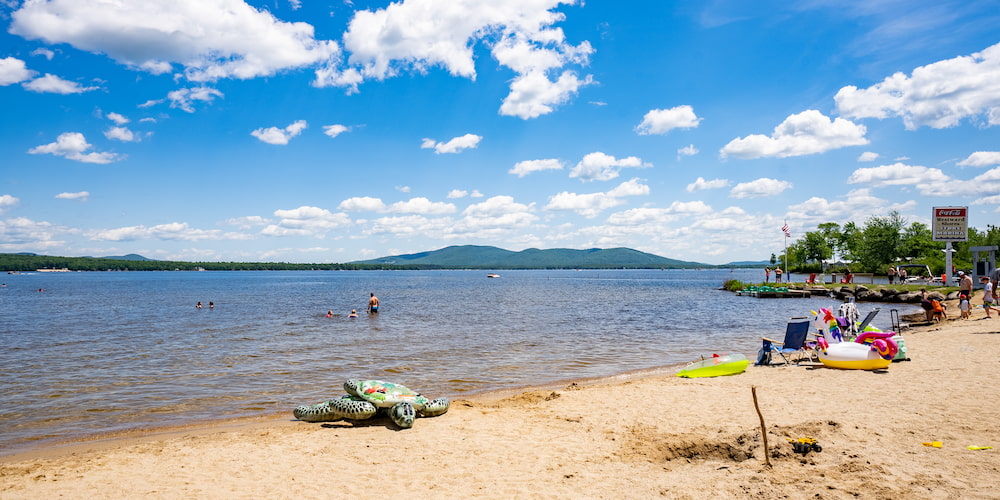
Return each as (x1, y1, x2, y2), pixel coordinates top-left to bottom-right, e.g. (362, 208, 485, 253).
(967, 446, 993, 451)
(922, 441, 943, 448)
(816, 330, 898, 370)
(676, 353, 749, 378)
(293, 379, 449, 429)
(787, 437, 822, 455)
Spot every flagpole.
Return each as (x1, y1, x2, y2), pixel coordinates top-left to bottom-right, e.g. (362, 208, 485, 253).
(783, 220, 788, 277)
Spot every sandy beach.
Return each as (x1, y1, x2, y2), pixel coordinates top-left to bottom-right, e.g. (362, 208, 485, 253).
(3, 303, 1000, 499)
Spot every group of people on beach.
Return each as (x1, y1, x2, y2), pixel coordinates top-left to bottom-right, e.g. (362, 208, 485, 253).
(764, 267, 783, 283)
(920, 269, 1000, 322)
(886, 266, 909, 284)
(326, 292, 379, 319)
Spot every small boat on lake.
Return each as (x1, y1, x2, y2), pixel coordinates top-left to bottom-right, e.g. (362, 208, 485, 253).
(486, 273, 501, 278)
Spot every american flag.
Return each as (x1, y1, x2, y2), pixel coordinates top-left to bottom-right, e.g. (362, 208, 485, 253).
(781, 223, 791, 237)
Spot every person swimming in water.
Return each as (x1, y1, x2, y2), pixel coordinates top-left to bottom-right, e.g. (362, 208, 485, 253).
(348, 309, 358, 318)
(367, 293, 379, 314)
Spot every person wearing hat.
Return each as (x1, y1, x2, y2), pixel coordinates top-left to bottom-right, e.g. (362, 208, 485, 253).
(958, 271, 973, 299)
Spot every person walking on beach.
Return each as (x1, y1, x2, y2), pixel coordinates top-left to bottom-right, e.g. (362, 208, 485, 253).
(983, 276, 998, 319)
(958, 271, 973, 299)
(367, 293, 379, 314)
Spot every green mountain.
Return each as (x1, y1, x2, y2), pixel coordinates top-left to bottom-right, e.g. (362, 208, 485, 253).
(351, 245, 710, 269)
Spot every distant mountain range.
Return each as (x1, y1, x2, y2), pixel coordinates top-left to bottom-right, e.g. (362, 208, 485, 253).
(351, 245, 712, 269)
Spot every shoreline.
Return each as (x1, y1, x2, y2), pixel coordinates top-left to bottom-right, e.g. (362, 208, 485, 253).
(4, 302, 1000, 498)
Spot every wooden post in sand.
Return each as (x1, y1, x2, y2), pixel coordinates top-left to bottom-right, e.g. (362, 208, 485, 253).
(752, 386, 771, 467)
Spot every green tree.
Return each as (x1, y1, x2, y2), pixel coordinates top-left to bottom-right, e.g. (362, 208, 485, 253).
(854, 211, 906, 272)
(800, 230, 833, 263)
(899, 222, 939, 260)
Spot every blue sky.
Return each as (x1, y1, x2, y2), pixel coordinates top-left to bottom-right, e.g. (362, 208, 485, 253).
(1, 0, 999, 265)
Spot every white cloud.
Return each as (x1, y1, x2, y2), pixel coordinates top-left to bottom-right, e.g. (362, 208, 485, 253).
(323, 124, 349, 138)
(499, 70, 594, 119)
(847, 162, 951, 188)
(55, 191, 90, 201)
(223, 215, 270, 229)
(463, 195, 535, 218)
(569, 152, 650, 182)
(324, 0, 593, 118)
(338, 196, 387, 212)
(9, 0, 340, 82)
(545, 178, 649, 217)
(395, 186, 411, 193)
(421, 133, 482, 154)
(447, 189, 468, 199)
(729, 178, 792, 198)
(858, 151, 879, 162)
(264, 206, 351, 235)
(786, 189, 916, 226)
(251, 120, 307, 145)
(0, 217, 66, 251)
(720, 110, 868, 159)
(835, 42, 1000, 129)
(509, 158, 564, 177)
(677, 144, 699, 159)
(958, 151, 1000, 168)
(87, 222, 227, 241)
(106, 112, 130, 125)
(686, 177, 730, 192)
(28, 132, 120, 164)
(22, 73, 99, 94)
(0, 194, 20, 213)
(388, 197, 456, 215)
(105, 127, 138, 142)
(634, 105, 701, 135)
(167, 86, 224, 113)
(0, 57, 34, 85)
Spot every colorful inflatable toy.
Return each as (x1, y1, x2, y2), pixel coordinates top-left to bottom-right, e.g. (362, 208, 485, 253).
(677, 353, 749, 378)
(813, 310, 899, 370)
(293, 379, 450, 429)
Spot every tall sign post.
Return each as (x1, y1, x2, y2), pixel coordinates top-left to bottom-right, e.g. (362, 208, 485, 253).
(931, 206, 968, 285)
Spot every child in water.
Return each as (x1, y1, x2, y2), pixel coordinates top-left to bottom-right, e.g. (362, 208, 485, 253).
(348, 309, 358, 318)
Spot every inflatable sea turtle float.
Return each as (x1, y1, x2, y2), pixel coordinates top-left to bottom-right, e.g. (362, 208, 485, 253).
(293, 379, 450, 429)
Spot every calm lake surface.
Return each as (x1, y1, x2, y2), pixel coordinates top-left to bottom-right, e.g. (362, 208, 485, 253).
(0, 269, 909, 454)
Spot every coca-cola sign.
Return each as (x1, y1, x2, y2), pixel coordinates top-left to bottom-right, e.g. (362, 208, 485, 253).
(935, 208, 966, 217)
(932, 206, 968, 242)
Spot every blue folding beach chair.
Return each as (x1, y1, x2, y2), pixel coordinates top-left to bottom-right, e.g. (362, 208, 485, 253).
(757, 317, 813, 365)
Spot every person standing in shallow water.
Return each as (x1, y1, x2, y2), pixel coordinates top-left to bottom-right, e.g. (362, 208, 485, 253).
(367, 293, 379, 314)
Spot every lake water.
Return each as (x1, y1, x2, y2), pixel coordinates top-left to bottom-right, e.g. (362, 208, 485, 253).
(0, 269, 911, 454)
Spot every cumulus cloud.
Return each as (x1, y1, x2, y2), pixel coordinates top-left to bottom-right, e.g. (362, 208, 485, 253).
(786, 189, 917, 226)
(0, 57, 35, 85)
(338, 196, 387, 212)
(847, 162, 951, 188)
(106, 112, 130, 125)
(720, 110, 868, 159)
(858, 151, 879, 162)
(729, 178, 792, 198)
(28, 132, 120, 164)
(677, 144, 699, 160)
(509, 158, 564, 177)
(223, 215, 270, 229)
(323, 124, 349, 138)
(421, 133, 482, 154)
(0, 217, 67, 251)
(251, 120, 307, 145)
(835, 42, 1000, 129)
(569, 152, 650, 182)
(319, 0, 593, 118)
(263, 206, 351, 236)
(22, 73, 99, 94)
(55, 191, 90, 201)
(447, 189, 469, 199)
(9, 0, 341, 82)
(87, 222, 227, 241)
(634, 105, 701, 135)
(387, 197, 456, 215)
(105, 127, 139, 142)
(686, 177, 730, 192)
(0, 194, 20, 213)
(545, 178, 649, 217)
(958, 151, 1000, 168)
(166, 86, 224, 113)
